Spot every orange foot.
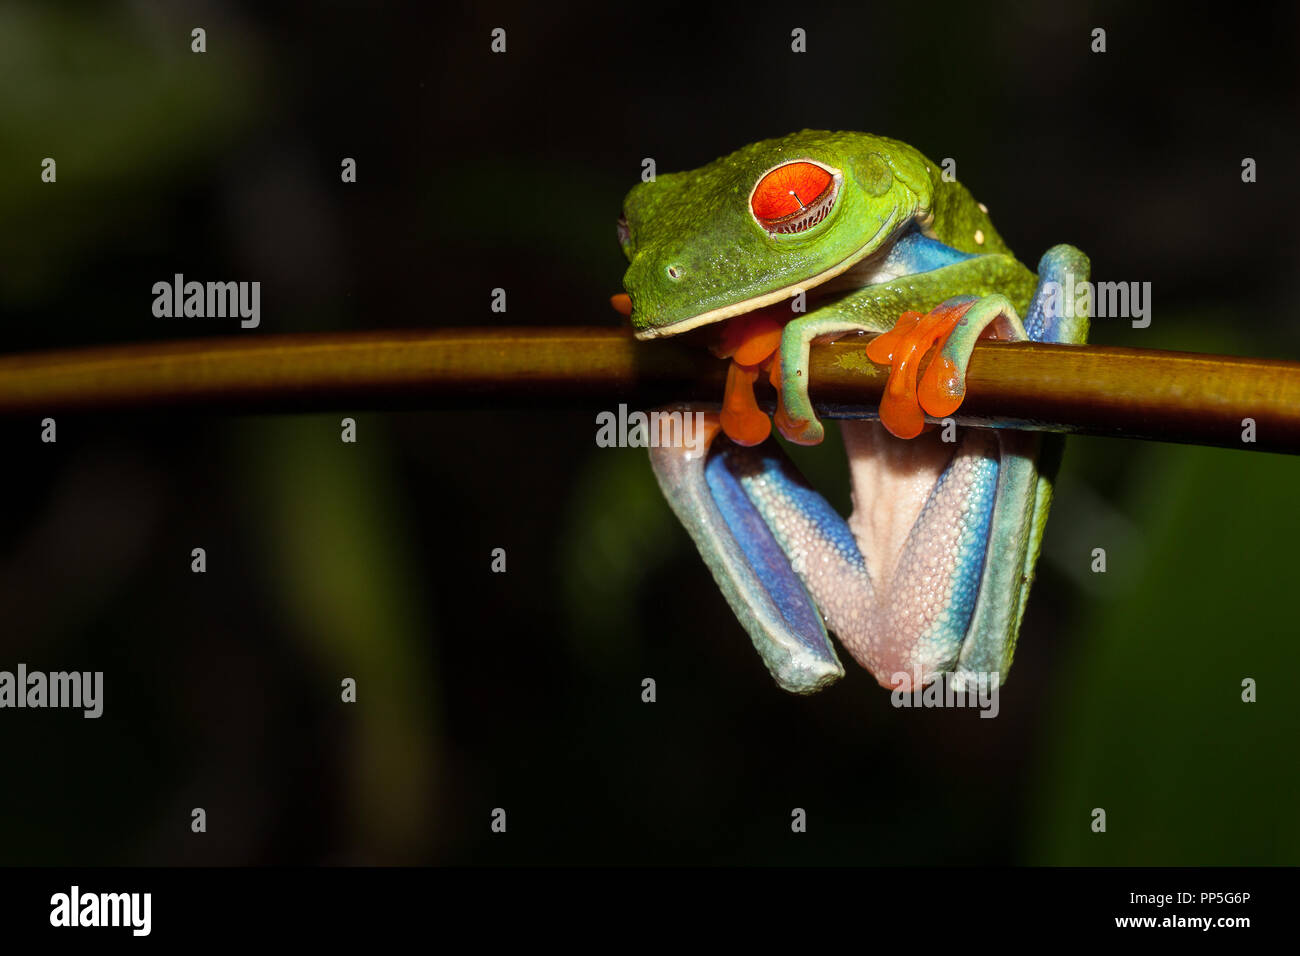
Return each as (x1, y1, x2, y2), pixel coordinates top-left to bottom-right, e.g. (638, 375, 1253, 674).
(865, 300, 978, 439)
(611, 292, 787, 447)
(713, 311, 785, 445)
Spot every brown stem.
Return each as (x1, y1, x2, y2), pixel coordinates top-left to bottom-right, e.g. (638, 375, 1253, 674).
(0, 327, 1297, 453)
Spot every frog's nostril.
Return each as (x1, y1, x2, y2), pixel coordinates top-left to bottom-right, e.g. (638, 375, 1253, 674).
(666, 265, 682, 280)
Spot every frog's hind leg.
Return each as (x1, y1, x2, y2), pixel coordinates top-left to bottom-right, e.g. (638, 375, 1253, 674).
(648, 410, 846, 695)
(1023, 244, 1091, 347)
(857, 244, 1092, 685)
(954, 244, 1091, 680)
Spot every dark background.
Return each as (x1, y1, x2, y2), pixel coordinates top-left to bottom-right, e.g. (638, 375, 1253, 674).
(0, 0, 1297, 864)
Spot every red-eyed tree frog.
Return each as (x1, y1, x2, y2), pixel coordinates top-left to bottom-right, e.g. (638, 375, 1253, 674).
(612, 130, 1090, 695)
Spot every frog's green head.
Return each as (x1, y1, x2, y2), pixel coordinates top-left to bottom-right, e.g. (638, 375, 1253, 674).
(618, 130, 935, 338)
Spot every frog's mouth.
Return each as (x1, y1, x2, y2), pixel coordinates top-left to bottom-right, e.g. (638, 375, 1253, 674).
(631, 212, 904, 341)
(629, 215, 990, 353)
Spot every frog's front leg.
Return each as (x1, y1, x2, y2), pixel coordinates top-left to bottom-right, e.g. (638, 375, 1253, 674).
(771, 314, 887, 446)
(774, 295, 1030, 444)
(773, 245, 1090, 445)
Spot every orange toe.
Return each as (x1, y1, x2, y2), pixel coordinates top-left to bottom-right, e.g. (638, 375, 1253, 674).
(866, 303, 973, 439)
(865, 311, 922, 365)
(918, 354, 965, 418)
(720, 361, 771, 446)
(879, 347, 927, 438)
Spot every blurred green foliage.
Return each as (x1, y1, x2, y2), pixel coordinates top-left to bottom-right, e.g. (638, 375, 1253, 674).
(239, 416, 439, 862)
(0, 4, 255, 303)
(1032, 438, 1299, 863)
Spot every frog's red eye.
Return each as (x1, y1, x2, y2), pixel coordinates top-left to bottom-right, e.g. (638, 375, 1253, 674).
(750, 161, 839, 235)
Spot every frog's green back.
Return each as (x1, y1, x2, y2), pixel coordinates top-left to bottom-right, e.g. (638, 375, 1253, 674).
(862, 133, 1016, 259)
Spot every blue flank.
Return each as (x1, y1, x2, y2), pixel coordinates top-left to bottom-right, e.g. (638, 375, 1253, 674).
(917, 451, 998, 657)
(722, 442, 867, 575)
(705, 446, 845, 653)
(883, 226, 977, 275)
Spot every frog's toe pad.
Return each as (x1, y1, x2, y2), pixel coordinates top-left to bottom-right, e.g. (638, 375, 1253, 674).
(774, 398, 823, 445)
(865, 300, 976, 439)
(720, 362, 771, 446)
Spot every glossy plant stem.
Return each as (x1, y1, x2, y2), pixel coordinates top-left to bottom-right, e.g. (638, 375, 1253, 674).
(0, 328, 1297, 453)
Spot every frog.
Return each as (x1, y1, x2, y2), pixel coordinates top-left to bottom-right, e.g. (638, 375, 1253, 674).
(612, 130, 1090, 695)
